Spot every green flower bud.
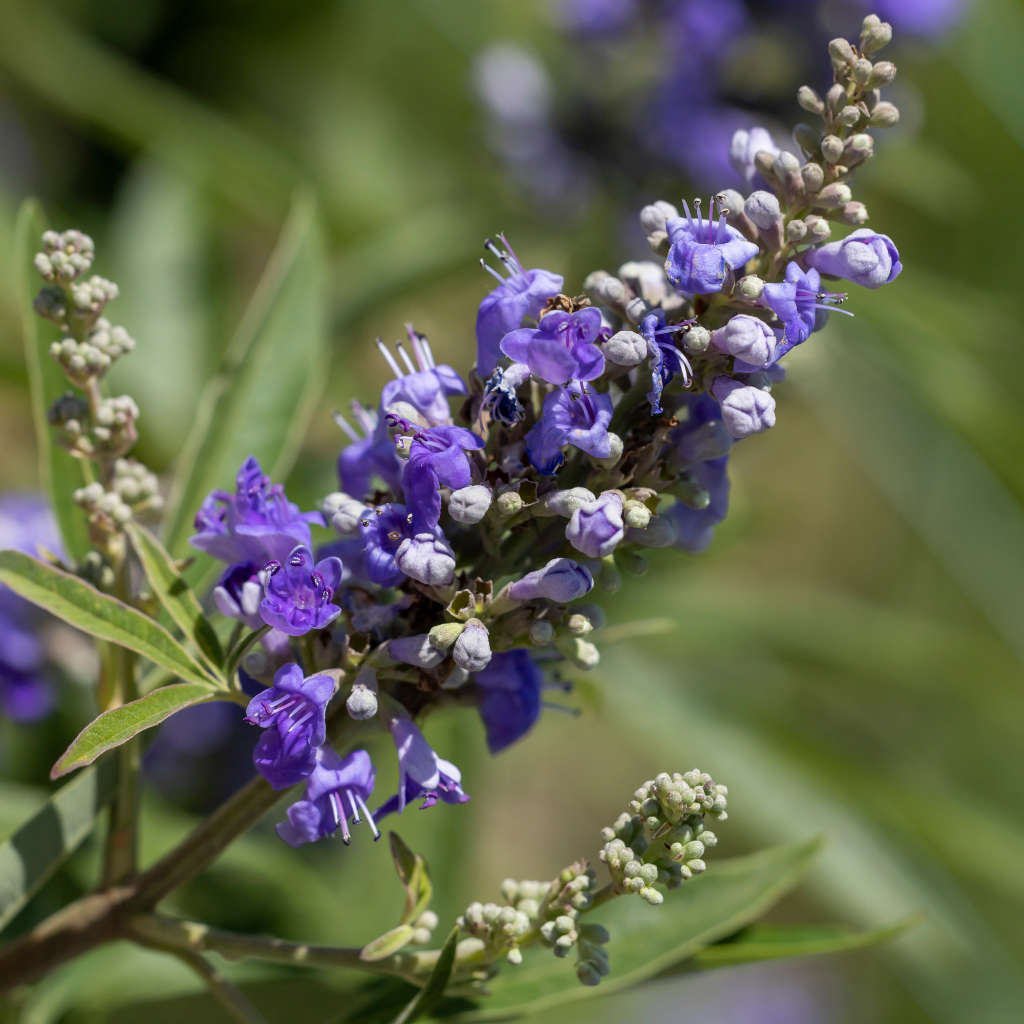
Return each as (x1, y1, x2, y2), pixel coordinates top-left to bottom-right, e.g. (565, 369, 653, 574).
(566, 613, 593, 636)
(495, 490, 524, 516)
(735, 275, 764, 302)
(428, 621, 465, 651)
(681, 324, 711, 356)
(801, 162, 825, 193)
(623, 500, 651, 530)
(804, 215, 832, 242)
(785, 219, 808, 243)
(529, 620, 555, 646)
(815, 182, 852, 208)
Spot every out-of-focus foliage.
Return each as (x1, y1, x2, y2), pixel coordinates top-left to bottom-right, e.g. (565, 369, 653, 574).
(0, 1, 1021, 1021)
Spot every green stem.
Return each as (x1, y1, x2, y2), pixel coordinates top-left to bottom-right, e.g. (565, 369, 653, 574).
(158, 944, 269, 1024)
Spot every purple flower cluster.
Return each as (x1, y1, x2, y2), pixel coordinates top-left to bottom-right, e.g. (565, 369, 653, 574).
(188, 17, 906, 851)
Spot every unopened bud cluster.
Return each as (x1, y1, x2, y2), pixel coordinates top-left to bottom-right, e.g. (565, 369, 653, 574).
(32, 231, 157, 559)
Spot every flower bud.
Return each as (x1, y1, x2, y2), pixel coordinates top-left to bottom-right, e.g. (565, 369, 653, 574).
(583, 270, 627, 308)
(735, 275, 764, 302)
(828, 37, 856, 68)
(639, 200, 678, 236)
(713, 189, 745, 220)
(615, 548, 648, 575)
(785, 219, 808, 243)
(843, 133, 874, 167)
(507, 557, 594, 602)
(869, 101, 900, 127)
(836, 105, 862, 128)
(711, 377, 777, 438)
(566, 492, 624, 559)
(851, 58, 873, 86)
(495, 490, 524, 516)
(805, 215, 831, 242)
(597, 556, 621, 594)
(452, 619, 492, 672)
(346, 666, 378, 720)
(604, 330, 648, 367)
(792, 122, 819, 157)
(801, 162, 824, 193)
(681, 324, 711, 356)
(710, 314, 777, 368)
(322, 492, 364, 534)
(589, 431, 622, 469)
(743, 191, 781, 231)
(566, 613, 593, 636)
(429, 622, 465, 651)
(395, 533, 456, 585)
(820, 135, 844, 164)
(826, 83, 846, 112)
(840, 201, 869, 225)
(557, 635, 600, 669)
(449, 484, 493, 525)
(540, 487, 596, 517)
(389, 633, 445, 668)
(815, 182, 852, 208)
(796, 85, 824, 115)
(868, 61, 897, 87)
(860, 14, 892, 54)
(623, 500, 651, 530)
(529, 620, 555, 645)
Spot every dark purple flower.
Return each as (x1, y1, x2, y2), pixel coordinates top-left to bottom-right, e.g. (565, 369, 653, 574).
(258, 546, 342, 637)
(191, 457, 322, 567)
(212, 562, 263, 629)
(758, 263, 851, 354)
(665, 199, 760, 296)
(669, 392, 733, 467)
(335, 401, 402, 501)
(378, 327, 467, 425)
(525, 383, 614, 474)
(665, 457, 731, 553)
(566, 491, 625, 559)
(476, 235, 564, 377)
(805, 229, 902, 289)
(640, 311, 693, 415)
(376, 716, 470, 818)
(276, 746, 379, 847)
(711, 377, 777, 439)
(507, 557, 594, 603)
(358, 503, 413, 587)
(474, 649, 542, 754)
(500, 307, 608, 385)
(245, 663, 334, 789)
(481, 364, 528, 427)
(402, 424, 485, 531)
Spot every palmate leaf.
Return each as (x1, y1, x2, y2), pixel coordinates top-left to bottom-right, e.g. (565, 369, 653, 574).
(0, 550, 216, 689)
(13, 199, 90, 562)
(445, 838, 823, 1022)
(51, 683, 226, 778)
(0, 761, 116, 933)
(161, 193, 327, 558)
(126, 522, 223, 672)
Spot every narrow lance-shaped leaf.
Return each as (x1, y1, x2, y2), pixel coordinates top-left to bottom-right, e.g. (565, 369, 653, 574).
(390, 927, 460, 1024)
(390, 831, 433, 926)
(13, 199, 90, 562)
(51, 683, 228, 778)
(0, 550, 217, 687)
(126, 522, 223, 670)
(0, 761, 116, 933)
(162, 192, 327, 556)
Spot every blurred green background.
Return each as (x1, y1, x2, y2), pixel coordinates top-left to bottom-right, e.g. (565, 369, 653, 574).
(1, 0, 1023, 1021)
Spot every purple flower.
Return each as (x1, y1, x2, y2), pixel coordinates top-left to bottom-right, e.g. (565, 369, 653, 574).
(640, 312, 693, 415)
(335, 401, 402, 501)
(669, 393, 733, 466)
(664, 458, 731, 553)
(758, 263, 851, 354)
(358, 503, 414, 587)
(245, 663, 334, 789)
(258, 546, 342, 637)
(566, 491, 625, 559)
(481, 363, 529, 427)
(525, 383, 613, 474)
(402, 424, 485, 531)
(805, 229, 902, 289)
(191, 457, 322, 567)
(665, 199, 759, 296)
(276, 747, 379, 847)
(378, 327, 467, 425)
(376, 717, 470, 818)
(474, 650, 542, 754)
(507, 558, 594, 603)
(212, 562, 264, 629)
(711, 314, 780, 370)
(476, 235, 564, 377)
(729, 126, 779, 187)
(711, 377, 777, 439)
(500, 307, 607, 385)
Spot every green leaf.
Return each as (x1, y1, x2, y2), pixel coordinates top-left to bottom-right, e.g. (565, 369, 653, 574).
(390, 831, 433, 926)
(162, 193, 327, 557)
(389, 927, 459, 1024)
(360, 924, 417, 963)
(51, 683, 223, 778)
(691, 917, 919, 968)
(0, 550, 217, 689)
(12, 199, 89, 562)
(0, 761, 116, 933)
(450, 838, 823, 1022)
(126, 522, 223, 671)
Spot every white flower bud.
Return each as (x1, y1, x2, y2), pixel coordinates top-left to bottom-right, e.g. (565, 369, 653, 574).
(744, 191, 781, 230)
(540, 487, 596, 518)
(448, 484, 493, 525)
(322, 491, 364, 534)
(604, 330, 647, 367)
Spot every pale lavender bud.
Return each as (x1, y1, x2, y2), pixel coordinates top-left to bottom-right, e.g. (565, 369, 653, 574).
(388, 633, 446, 668)
(566, 492, 625, 559)
(711, 377, 777, 439)
(322, 492, 365, 534)
(395, 533, 456, 585)
(744, 191, 781, 230)
(449, 484, 493, 525)
(452, 619, 492, 672)
(710, 315, 778, 369)
(507, 557, 594, 603)
(540, 488, 596, 517)
(604, 330, 648, 367)
(806, 229, 902, 288)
